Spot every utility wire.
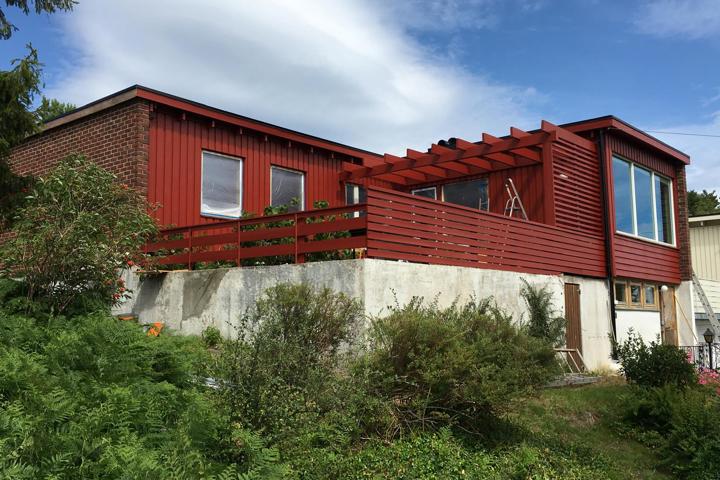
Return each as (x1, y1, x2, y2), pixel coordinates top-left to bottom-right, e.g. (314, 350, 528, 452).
(644, 130, 720, 138)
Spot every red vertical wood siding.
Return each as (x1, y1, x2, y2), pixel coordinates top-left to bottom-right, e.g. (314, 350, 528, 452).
(606, 133, 686, 284)
(552, 138, 604, 237)
(148, 106, 362, 228)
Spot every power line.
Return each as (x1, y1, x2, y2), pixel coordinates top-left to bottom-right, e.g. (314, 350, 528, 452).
(644, 130, 720, 138)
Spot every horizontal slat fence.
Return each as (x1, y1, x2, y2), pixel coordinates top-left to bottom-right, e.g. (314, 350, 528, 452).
(145, 187, 607, 278)
(145, 204, 367, 269)
(365, 187, 607, 277)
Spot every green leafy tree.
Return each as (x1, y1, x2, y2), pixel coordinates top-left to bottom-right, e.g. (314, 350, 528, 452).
(0, 155, 158, 312)
(35, 95, 75, 122)
(688, 189, 720, 217)
(0, 47, 41, 229)
(0, 0, 74, 39)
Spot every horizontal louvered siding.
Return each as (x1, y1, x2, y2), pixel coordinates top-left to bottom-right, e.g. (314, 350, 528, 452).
(366, 186, 606, 278)
(552, 138, 603, 237)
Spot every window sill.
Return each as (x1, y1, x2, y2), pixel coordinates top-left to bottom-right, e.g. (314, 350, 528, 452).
(201, 212, 242, 220)
(615, 231, 677, 249)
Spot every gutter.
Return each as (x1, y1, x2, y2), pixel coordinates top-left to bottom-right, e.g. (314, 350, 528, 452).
(597, 129, 618, 357)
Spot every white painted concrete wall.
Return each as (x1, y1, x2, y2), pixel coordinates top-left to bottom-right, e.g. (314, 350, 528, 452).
(616, 310, 662, 344)
(114, 259, 616, 370)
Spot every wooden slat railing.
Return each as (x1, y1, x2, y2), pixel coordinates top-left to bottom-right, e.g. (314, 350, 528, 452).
(144, 204, 368, 269)
(145, 186, 607, 278)
(364, 186, 607, 278)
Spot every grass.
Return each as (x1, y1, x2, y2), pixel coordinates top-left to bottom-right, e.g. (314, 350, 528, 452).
(513, 377, 671, 479)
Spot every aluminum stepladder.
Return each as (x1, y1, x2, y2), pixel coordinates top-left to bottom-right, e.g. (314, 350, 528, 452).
(504, 178, 528, 220)
(692, 270, 720, 335)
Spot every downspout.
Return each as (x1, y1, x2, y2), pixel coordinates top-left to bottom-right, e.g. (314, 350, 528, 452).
(597, 129, 618, 358)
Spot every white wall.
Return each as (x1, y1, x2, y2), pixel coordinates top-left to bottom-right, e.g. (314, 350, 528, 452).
(115, 259, 615, 370)
(616, 309, 662, 344)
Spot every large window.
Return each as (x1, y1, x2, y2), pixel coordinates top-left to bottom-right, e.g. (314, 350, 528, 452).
(612, 156, 675, 245)
(271, 166, 304, 212)
(442, 178, 489, 211)
(201, 151, 243, 218)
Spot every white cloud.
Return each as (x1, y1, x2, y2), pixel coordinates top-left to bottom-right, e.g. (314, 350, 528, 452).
(651, 113, 720, 192)
(636, 0, 720, 39)
(45, 0, 542, 155)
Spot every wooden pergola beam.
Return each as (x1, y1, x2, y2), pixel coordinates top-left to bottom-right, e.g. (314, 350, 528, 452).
(340, 127, 554, 181)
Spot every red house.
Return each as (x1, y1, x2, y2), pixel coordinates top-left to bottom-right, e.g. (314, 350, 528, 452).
(9, 85, 697, 370)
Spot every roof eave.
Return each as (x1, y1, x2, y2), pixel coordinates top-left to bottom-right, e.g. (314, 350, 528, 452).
(561, 115, 690, 165)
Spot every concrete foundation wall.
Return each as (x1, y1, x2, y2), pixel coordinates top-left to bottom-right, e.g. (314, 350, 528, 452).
(115, 259, 616, 370)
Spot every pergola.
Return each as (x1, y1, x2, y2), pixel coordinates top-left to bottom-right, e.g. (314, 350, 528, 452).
(340, 120, 562, 187)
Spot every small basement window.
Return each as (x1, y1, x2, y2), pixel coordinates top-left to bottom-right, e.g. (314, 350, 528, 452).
(615, 279, 661, 311)
(614, 282, 627, 304)
(630, 283, 642, 305)
(411, 186, 437, 200)
(271, 166, 304, 212)
(201, 151, 243, 218)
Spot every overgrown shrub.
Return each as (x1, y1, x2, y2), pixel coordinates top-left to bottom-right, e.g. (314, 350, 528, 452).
(356, 297, 560, 436)
(616, 331, 696, 388)
(520, 279, 566, 347)
(0, 295, 283, 479)
(0, 155, 157, 312)
(619, 385, 720, 479)
(214, 283, 374, 449)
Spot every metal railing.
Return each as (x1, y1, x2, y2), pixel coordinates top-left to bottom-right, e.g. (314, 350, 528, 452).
(681, 344, 720, 370)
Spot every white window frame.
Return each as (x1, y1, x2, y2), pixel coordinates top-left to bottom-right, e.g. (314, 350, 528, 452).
(345, 183, 364, 205)
(200, 150, 243, 219)
(411, 186, 437, 200)
(270, 165, 305, 210)
(613, 155, 675, 246)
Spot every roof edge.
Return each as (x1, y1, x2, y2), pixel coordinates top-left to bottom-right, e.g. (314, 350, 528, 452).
(40, 84, 382, 161)
(561, 115, 690, 165)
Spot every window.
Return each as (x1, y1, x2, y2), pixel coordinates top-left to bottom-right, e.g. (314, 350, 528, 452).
(614, 282, 627, 304)
(201, 151, 243, 218)
(615, 279, 660, 311)
(271, 166, 304, 212)
(411, 187, 437, 200)
(442, 178, 489, 210)
(644, 285, 657, 307)
(345, 183, 366, 218)
(345, 183, 367, 205)
(630, 284, 642, 305)
(612, 156, 675, 245)
(655, 176, 674, 244)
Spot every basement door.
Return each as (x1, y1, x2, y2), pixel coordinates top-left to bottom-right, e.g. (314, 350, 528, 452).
(564, 283, 583, 368)
(661, 286, 678, 346)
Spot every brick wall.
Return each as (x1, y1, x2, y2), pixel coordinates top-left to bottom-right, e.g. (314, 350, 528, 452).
(9, 98, 150, 196)
(676, 165, 692, 281)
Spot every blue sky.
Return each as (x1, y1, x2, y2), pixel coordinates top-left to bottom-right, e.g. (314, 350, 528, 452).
(1, 0, 719, 190)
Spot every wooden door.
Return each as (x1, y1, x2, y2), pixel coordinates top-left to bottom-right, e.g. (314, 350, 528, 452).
(564, 283, 583, 371)
(661, 286, 678, 345)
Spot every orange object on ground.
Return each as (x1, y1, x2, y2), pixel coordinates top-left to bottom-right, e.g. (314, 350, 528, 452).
(147, 322, 164, 337)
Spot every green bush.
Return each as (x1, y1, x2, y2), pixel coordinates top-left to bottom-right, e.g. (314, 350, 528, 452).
(0, 155, 157, 312)
(356, 297, 560, 436)
(202, 325, 223, 348)
(214, 283, 373, 449)
(616, 330, 696, 388)
(520, 279, 566, 347)
(0, 296, 283, 479)
(618, 385, 720, 479)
